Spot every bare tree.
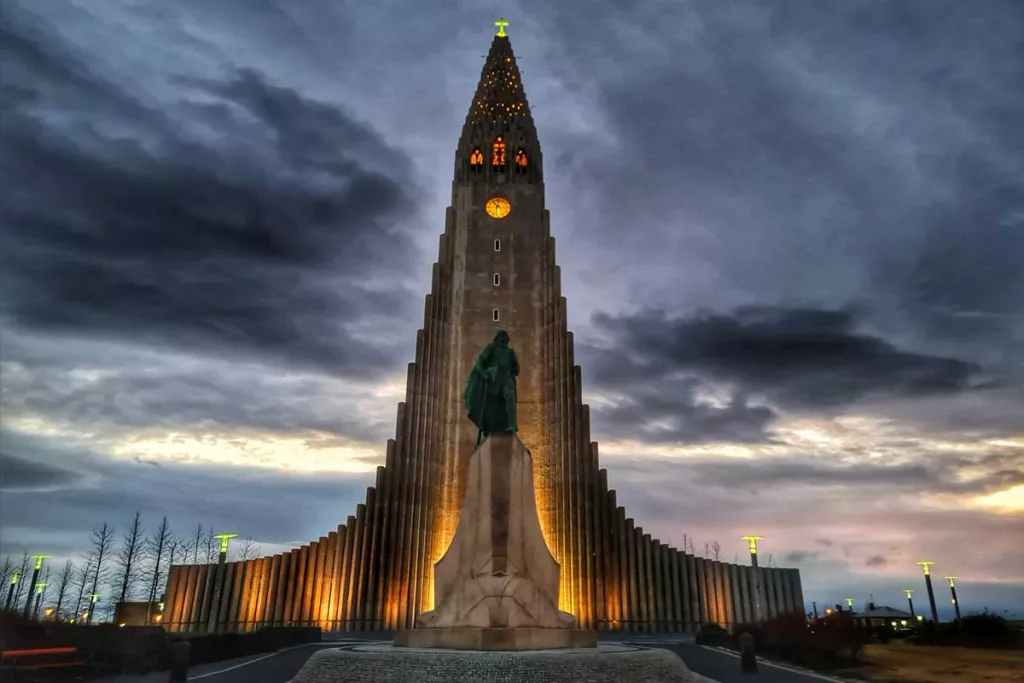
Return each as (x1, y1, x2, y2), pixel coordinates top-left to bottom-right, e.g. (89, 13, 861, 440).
(87, 522, 116, 621)
(190, 523, 204, 564)
(703, 542, 710, 559)
(52, 560, 75, 620)
(204, 527, 216, 564)
(114, 512, 146, 605)
(711, 541, 722, 561)
(240, 536, 258, 561)
(686, 537, 696, 555)
(0, 555, 14, 589)
(145, 516, 173, 623)
(72, 555, 95, 621)
(768, 553, 775, 568)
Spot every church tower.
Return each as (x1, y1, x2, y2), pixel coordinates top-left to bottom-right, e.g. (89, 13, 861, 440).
(161, 20, 806, 635)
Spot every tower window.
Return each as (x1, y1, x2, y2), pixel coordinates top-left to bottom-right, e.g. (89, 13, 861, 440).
(493, 273, 501, 286)
(492, 136, 506, 172)
(469, 148, 483, 173)
(492, 308, 500, 322)
(494, 239, 501, 252)
(515, 149, 528, 175)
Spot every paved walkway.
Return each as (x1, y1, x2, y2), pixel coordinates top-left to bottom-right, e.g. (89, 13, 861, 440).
(91, 635, 844, 683)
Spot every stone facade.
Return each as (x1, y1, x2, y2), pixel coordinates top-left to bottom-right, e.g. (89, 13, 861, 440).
(162, 32, 805, 634)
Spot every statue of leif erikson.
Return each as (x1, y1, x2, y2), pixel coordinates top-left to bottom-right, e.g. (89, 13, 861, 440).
(463, 328, 519, 446)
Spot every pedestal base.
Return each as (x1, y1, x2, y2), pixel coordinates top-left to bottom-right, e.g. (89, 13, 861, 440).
(289, 643, 697, 683)
(394, 627, 597, 651)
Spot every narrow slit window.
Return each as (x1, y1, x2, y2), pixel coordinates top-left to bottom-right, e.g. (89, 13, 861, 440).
(493, 273, 501, 286)
(494, 238, 501, 252)
(514, 149, 528, 175)
(492, 136, 506, 172)
(492, 308, 500, 322)
(469, 148, 484, 173)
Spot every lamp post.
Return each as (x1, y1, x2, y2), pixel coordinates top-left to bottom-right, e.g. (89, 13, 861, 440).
(845, 597, 854, 611)
(86, 593, 101, 624)
(916, 561, 939, 623)
(206, 534, 238, 632)
(904, 589, 915, 618)
(32, 582, 48, 619)
(741, 535, 764, 621)
(21, 555, 49, 618)
(4, 572, 18, 611)
(943, 576, 961, 621)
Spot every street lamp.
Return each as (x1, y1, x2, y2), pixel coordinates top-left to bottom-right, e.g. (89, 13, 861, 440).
(845, 597, 854, 611)
(32, 582, 48, 619)
(86, 593, 101, 624)
(916, 561, 939, 623)
(943, 576, 961, 621)
(904, 588, 915, 617)
(741, 535, 764, 622)
(4, 571, 19, 611)
(22, 555, 49, 618)
(207, 534, 238, 633)
(740, 536, 764, 568)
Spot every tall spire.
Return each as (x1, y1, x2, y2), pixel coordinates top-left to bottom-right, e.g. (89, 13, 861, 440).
(455, 19, 541, 183)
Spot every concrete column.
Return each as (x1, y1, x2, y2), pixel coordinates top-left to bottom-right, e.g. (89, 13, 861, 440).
(597, 471, 613, 629)
(728, 564, 743, 626)
(644, 532, 657, 631)
(381, 404, 406, 630)
(624, 518, 638, 631)
(255, 557, 272, 629)
(174, 565, 193, 632)
(695, 558, 709, 626)
(678, 552, 692, 633)
(345, 504, 367, 631)
(337, 517, 356, 630)
(778, 566, 793, 615)
(590, 443, 606, 629)
(565, 343, 582, 626)
(791, 569, 806, 618)
(320, 531, 338, 627)
(270, 554, 286, 625)
(394, 364, 418, 631)
(354, 493, 376, 631)
(226, 561, 243, 631)
(764, 568, 777, 619)
(164, 566, 184, 632)
(361, 473, 384, 630)
(552, 295, 568, 614)
(288, 545, 308, 624)
(302, 543, 318, 625)
(236, 559, 253, 632)
(653, 542, 666, 631)
(215, 563, 235, 631)
(312, 538, 328, 626)
(578, 398, 595, 629)
(615, 506, 629, 631)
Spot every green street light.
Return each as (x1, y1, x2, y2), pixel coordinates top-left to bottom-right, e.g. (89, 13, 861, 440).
(22, 555, 50, 618)
(213, 534, 238, 555)
(917, 561, 939, 623)
(943, 576, 962, 621)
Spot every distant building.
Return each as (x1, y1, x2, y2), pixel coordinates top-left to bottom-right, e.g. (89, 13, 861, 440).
(855, 604, 917, 631)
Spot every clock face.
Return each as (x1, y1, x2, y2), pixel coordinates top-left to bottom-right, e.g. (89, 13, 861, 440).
(486, 196, 511, 219)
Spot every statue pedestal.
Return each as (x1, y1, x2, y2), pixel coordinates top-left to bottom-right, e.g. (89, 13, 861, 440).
(395, 434, 594, 650)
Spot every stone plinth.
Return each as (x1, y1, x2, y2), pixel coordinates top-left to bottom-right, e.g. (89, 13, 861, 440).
(289, 643, 698, 683)
(394, 626, 596, 650)
(400, 434, 587, 649)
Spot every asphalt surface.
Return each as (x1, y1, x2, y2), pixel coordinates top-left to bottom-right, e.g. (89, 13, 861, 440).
(93, 635, 838, 683)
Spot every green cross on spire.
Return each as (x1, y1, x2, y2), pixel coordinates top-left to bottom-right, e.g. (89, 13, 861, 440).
(495, 17, 509, 37)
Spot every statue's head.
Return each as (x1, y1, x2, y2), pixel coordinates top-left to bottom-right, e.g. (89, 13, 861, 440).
(494, 329, 510, 345)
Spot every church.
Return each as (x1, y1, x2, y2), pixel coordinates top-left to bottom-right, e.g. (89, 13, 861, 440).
(161, 21, 805, 634)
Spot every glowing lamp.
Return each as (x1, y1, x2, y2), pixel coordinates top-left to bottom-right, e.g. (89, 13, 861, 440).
(845, 597, 853, 608)
(943, 576, 956, 587)
(916, 561, 935, 575)
(213, 533, 238, 554)
(740, 535, 764, 553)
(31, 555, 50, 571)
(904, 589, 913, 598)
(9, 572, 18, 585)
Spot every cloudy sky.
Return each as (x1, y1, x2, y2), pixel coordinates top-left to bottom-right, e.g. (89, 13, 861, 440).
(2, 0, 1022, 619)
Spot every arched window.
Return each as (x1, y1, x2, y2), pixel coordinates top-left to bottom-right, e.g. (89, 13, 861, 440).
(492, 137, 506, 171)
(469, 148, 483, 173)
(514, 149, 528, 175)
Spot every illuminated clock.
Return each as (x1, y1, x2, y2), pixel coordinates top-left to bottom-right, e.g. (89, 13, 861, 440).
(485, 196, 511, 219)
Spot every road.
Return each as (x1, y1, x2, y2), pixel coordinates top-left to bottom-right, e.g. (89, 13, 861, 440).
(94, 635, 840, 683)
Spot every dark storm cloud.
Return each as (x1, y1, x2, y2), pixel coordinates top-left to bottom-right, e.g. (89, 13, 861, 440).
(593, 376, 777, 444)
(0, 331, 397, 446)
(865, 554, 887, 567)
(531, 0, 1024, 364)
(0, 7, 422, 377)
(581, 306, 986, 410)
(0, 453, 88, 491)
(0, 430, 370, 554)
(783, 551, 820, 564)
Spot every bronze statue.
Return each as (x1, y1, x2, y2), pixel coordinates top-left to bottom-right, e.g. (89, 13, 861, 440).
(464, 328, 519, 446)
